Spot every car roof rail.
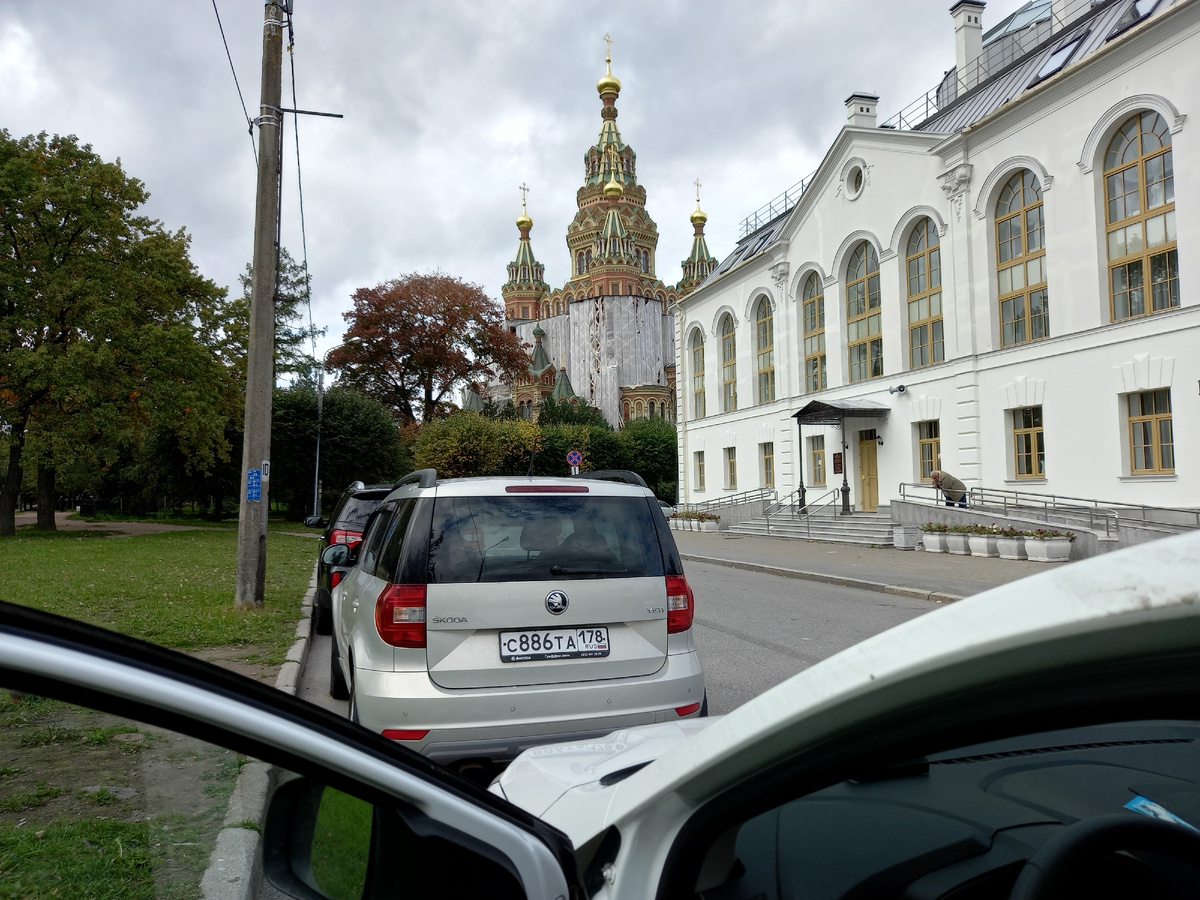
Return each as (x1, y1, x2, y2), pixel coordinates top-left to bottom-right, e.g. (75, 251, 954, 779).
(571, 469, 649, 489)
(393, 468, 438, 490)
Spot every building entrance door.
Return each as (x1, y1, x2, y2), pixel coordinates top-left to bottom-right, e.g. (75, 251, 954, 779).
(858, 430, 879, 513)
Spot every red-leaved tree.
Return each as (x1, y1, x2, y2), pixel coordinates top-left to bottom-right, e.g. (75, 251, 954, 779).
(327, 273, 528, 425)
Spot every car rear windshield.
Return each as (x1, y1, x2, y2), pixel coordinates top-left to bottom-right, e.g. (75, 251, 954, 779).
(335, 494, 388, 529)
(427, 495, 664, 583)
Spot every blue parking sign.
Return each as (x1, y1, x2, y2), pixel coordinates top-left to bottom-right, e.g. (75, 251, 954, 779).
(247, 469, 262, 501)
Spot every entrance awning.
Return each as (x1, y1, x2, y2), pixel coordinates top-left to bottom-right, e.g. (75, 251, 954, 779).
(791, 399, 890, 426)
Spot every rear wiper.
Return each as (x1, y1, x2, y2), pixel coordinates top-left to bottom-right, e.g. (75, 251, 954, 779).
(548, 565, 628, 576)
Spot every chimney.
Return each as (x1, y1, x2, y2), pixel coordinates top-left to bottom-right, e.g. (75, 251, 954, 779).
(845, 92, 879, 128)
(951, 1, 986, 93)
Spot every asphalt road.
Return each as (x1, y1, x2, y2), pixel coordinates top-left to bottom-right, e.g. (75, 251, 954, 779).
(295, 563, 934, 719)
(688, 560, 933, 713)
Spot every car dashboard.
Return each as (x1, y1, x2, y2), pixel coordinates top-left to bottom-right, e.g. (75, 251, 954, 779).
(702, 720, 1200, 900)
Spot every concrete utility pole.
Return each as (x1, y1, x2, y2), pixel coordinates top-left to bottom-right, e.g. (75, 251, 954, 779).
(236, 1, 285, 609)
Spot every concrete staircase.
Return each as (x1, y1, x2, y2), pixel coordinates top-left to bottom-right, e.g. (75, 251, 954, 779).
(727, 505, 896, 547)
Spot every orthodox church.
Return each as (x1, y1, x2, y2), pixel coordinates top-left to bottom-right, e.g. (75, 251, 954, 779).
(481, 46, 718, 427)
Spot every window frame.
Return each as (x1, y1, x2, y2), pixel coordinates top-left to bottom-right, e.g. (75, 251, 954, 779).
(721, 314, 737, 412)
(906, 219, 944, 369)
(691, 334, 706, 419)
(696, 450, 706, 491)
(918, 420, 940, 482)
(1104, 111, 1178, 322)
(761, 442, 775, 490)
(810, 435, 826, 486)
(756, 298, 776, 404)
(995, 169, 1049, 348)
(1012, 406, 1046, 480)
(802, 273, 827, 393)
(1127, 389, 1174, 475)
(725, 446, 738, 490)
(846, 242, 883, 383)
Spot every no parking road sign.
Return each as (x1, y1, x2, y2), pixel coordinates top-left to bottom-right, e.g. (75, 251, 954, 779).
(566, 449, 583, 472)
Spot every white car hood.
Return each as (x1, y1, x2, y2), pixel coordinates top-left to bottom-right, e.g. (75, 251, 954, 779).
(507, 530, 1200, 849)
(491, 718, 719, 818)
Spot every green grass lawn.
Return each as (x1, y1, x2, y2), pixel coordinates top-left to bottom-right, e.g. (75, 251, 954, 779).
(0, 530, 314, 663)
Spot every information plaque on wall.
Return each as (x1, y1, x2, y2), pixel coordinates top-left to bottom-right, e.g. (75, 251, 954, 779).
(832, 453, 843, 475)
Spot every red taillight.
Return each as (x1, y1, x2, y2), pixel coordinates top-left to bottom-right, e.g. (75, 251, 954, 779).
(330, 529, 363, 549)
(330, 571, 344, 589)
(375, 584, 427, 648)
(382, 729, 429, 741)
(665, 574, 694, 634)
(675, 702, 701, 717)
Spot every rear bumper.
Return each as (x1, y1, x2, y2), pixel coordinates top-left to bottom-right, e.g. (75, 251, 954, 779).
(353, 650, 705, 763)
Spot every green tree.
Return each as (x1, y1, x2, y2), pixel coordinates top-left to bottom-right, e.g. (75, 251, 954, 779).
(617, 417, 678, 502)
(0, 131, 232, 535)
(270, 383, 410, 518)
(228, 247, 326, 383)
(413, 412, 538, 478)
(534, 397, 611, 429)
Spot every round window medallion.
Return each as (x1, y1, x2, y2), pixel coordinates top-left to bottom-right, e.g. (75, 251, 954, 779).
(846, 165, 865, 200)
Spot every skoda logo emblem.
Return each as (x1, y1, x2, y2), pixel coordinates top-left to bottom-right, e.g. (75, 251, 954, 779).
(545, 590, 569, 615)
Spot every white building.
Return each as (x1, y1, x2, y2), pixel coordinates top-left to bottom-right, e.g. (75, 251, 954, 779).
(676, 0, 1196, 516)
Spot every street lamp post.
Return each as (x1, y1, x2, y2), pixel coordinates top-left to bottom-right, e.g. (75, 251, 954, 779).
(312, 345, 345, 518)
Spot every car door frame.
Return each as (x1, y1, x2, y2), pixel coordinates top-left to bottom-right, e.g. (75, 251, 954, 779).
(0, 600, 581, 900)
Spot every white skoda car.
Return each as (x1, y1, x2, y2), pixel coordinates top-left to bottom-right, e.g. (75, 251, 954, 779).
(323, 469, 707, 764)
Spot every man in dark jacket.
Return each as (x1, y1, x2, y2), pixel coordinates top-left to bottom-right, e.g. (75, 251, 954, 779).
(931, 470, 967, 508)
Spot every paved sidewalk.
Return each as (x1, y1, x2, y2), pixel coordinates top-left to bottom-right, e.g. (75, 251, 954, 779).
(672, 530, 1050, 601)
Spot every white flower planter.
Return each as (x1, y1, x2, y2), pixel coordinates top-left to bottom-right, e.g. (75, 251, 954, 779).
(996, 536, 1026, 560)
(1025, 537, 1072, 562)
(968, 534, 999, 558)
(921, 532, 948, 552)
(700, 521, 719, 533)
(946, 533, 971, 555)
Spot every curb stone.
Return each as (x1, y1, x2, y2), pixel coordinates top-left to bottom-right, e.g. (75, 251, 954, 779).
(201, 567, 318, 900)
(680, 553, 963, 604)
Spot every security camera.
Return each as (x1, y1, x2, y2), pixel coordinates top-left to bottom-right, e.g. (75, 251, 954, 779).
(888, 384, 907, 394)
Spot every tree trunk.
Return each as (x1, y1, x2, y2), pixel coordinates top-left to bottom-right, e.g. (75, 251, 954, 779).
(36, 463, 57, 531)
(0, 428, 28, 536)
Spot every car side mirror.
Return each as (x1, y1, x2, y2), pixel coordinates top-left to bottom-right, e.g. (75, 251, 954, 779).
(321, 543, 352, 567)
(304, 515, 325, 528)
(263, 778, 371, 900)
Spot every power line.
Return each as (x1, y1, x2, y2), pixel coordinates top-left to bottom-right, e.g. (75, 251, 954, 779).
(284, 8, 319, 367)
(211, 0, 258, 166)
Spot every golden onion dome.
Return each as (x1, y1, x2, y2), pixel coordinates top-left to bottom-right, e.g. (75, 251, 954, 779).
(690, 205, 708, 226)
(596, 62, 621, 96)
(604, 176, 623, 198)
(516, 211, 533, 230)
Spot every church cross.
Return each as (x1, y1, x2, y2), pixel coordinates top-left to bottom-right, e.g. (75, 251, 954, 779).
(694, 178, 702, 203)
(519, 181, 529, 211)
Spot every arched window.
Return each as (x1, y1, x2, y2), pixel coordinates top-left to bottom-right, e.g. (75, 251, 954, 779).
(720, 314, 737, 412)
(995, 170, 1048, 347)
(622, 400, 630, 421)
(846, 242, 883, 382)
(906, 218, 944, 368)
(691, 332, 706, 419)
(635, 400, 645, 419)
(555, 300, 563, 315)
(576, 251, 586, 275)
(648, 400, 656, 418)
(541, 301, 550, 318)
(1105, 111, 1178, 320)
(756, 298, 775, 404)
(586, 249, 592, 270)
(802, 273, 826, 392)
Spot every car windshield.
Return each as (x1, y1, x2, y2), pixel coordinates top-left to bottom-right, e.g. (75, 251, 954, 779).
(427, 495, 664, 583)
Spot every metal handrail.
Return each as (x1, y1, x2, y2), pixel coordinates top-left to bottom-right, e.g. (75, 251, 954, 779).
(682, 487, 775, 513)
(896, 483, 1200, 538)
(763, 488, 842, 537)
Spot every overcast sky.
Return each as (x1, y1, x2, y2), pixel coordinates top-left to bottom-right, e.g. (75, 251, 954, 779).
(3, 0, 1031, 363)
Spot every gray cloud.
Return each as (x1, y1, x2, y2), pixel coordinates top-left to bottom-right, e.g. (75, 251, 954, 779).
(3, 0, 1029, 358)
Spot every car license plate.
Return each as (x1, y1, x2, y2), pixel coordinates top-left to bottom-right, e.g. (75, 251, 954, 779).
(499, 626, 610, 662)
